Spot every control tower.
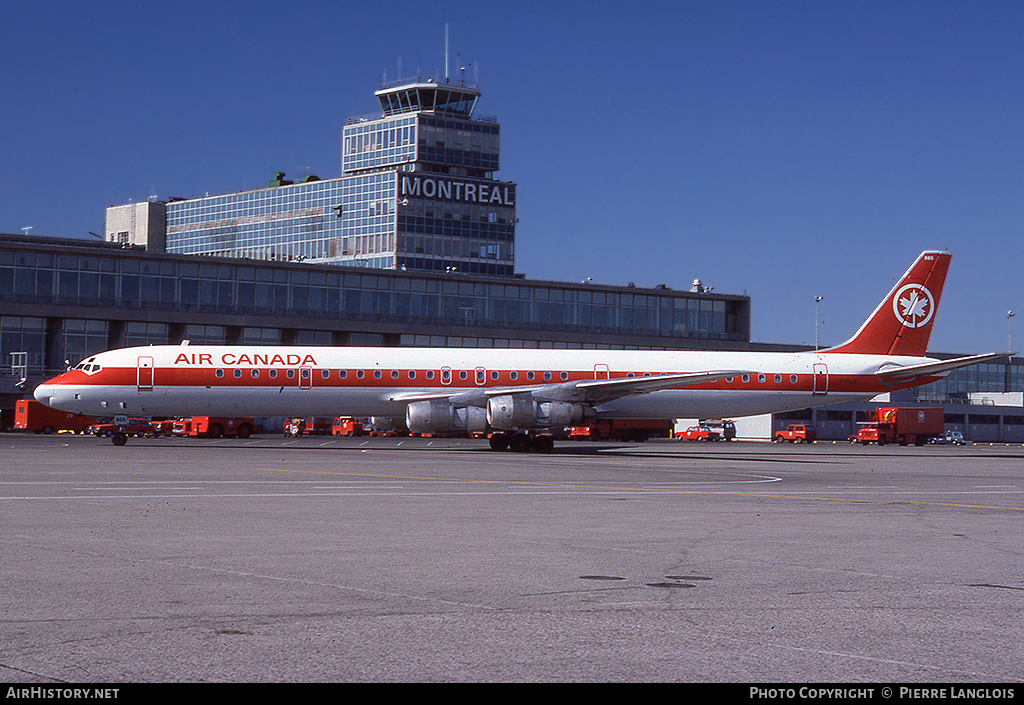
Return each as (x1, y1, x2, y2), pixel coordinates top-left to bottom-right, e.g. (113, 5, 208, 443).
(340, 78, 515, 274)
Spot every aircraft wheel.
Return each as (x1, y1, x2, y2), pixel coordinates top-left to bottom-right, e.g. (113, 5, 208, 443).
(489, 433, 510, 452)
(509, 433, 531, 453)
(111, 433, 128, 446)
(534, 435, 554, 453)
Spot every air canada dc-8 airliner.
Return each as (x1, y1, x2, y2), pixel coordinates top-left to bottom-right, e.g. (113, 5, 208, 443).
(35, 251, 1005, 451)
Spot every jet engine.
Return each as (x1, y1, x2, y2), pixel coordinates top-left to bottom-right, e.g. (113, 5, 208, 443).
(405, 400, 487, 435)
(486, 394, 592, 430)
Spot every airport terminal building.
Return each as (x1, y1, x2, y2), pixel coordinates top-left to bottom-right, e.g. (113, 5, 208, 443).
(0, 231, 751, 409)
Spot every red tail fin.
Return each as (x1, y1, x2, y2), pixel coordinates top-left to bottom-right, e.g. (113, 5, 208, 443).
(824, 251, 950, 356)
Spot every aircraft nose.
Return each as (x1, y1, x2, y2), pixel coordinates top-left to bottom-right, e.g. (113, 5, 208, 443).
(34, 382, 55, 407)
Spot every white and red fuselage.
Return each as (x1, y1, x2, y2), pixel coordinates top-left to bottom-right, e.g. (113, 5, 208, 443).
(33, 251, 1002, 442)
(35, 345, 938, 420)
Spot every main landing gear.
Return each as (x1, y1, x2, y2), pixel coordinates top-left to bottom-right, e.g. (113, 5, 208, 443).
(488, 432, 555, 453)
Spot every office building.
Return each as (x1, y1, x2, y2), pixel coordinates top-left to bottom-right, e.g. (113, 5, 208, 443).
(106, 79, 515, 276)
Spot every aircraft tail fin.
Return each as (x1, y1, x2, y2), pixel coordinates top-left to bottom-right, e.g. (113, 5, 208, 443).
(824, 251, 950, 357)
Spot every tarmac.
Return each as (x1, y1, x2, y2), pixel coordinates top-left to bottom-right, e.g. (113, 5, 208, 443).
(1, 433, 1021, 683)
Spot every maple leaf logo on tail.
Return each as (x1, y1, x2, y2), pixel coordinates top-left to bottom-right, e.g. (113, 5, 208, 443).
(822, 251, 948, 356)
(892, 284, 934, 328)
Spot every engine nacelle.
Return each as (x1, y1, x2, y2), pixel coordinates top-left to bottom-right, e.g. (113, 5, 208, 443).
(406, 400, 487, 435)
(487, 394, 591, 430)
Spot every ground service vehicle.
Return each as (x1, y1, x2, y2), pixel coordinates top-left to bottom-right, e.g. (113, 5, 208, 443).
(14, 399, 96, 434)
(775, 424, 817, 443)
(570, 418, 671, 442)
(930, 430, 967, 445)
(86, 418, 153, 437)
(150, 419, 175, 436)
(186, 416, 256, 439)
(283, 417, 333, 436)
(34, 252, 1007, 451)
(701, 419, 737, 440)
(331, 417, 364, 436)
(856, 407, 944, 446)
(676, 425, 721, 441)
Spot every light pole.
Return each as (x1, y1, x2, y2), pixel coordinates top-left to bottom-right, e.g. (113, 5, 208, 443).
(1009, 311, 1015, 353)
(814, 296, 823, 350)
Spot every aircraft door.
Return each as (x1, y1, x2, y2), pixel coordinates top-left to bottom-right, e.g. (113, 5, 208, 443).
(594, 364, 610, 380)
(812, 363, 828, 395)
(137, 356, 154, 392)
(299, 366, 313, 390)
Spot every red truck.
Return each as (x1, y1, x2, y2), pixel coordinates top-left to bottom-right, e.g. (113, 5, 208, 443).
(175, 416, 256, 439)
(774, 424, 817, 443)
(14, 399, 96, 434)
(570, 419, 671, 442)
(331, 417, 364, 436)
(856, 407, 944, 446)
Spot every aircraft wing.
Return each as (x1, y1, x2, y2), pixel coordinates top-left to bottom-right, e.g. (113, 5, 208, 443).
(388, 370, 749, 407)
(875, 352, 1009, 379)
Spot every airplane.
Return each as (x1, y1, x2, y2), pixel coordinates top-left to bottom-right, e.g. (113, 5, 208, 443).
(33, 250, 1006, 450)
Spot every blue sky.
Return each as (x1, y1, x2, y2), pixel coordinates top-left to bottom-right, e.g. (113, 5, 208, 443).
(2, 0, 1021, 353)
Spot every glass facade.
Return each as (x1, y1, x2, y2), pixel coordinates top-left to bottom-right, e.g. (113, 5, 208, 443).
(144, 80, 515, 276)
(915, 360, 1024, 401)
(0, 237, 750, 379)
